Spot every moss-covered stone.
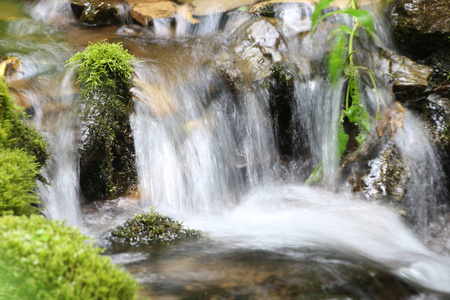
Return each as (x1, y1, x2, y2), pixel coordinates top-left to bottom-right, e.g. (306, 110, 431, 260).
(106, 208, 200, 245)
(67, 41, 138, 201)
(0, 215, 139, 300)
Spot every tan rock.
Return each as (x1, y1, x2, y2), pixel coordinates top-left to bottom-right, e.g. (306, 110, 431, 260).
(128, 0, 177, 25)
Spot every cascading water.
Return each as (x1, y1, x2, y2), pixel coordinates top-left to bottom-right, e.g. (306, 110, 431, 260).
(2, 0, 450, 298)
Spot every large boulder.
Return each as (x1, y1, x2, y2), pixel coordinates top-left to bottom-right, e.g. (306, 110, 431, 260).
(390, 0, 450, 58)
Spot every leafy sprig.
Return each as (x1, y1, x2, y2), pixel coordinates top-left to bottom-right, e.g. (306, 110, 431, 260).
(307, 0, 379, 184)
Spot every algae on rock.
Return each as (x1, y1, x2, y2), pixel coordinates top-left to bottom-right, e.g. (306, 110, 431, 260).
(106, 208, 200, 245)
(67, 41, 138, 201)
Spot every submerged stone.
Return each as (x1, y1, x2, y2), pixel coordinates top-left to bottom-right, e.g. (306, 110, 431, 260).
(105, 209, 200, 245)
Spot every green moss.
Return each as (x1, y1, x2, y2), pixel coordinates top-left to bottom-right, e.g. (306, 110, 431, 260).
(0, 76, 49, 216)
(0, 148, 40, 216)
(107, 208, 200, 245)
(0, 76, 48, 167)
(0, 215, 139, 300)
(66, 41, 138, 200)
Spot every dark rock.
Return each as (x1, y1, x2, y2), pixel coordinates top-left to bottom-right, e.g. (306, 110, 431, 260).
(70, 0, 129, 26)
(390, 0, 450, 58)
(420, 49, 450, 89)
(264, 61, 298, 156)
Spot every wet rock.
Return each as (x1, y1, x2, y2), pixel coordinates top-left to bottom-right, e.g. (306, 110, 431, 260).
(127, 0, 176, 27)
(378, 49, 432, 103)
(343, 103, 410, 203)
(70, 0, 129, 26)
(343, 137, 409, 203)
(390, 0, 450, 58)
(420, 49, 450, 89)
(233, 18, 287, 80)
(215, 60, 247, 98)
(105, 209, 200, 245)
(263, 61, 298, 156)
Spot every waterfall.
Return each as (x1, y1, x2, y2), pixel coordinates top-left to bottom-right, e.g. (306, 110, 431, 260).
(3, 0, 450, 296)
(37, 70, 82, 227)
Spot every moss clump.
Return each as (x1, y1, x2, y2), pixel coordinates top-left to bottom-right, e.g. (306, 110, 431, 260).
(0, 76, 48, 216)
(107, 208, 200, 245)
(0, 76, 48, 167)
(66, 40, 137, 201)
(0, 215, 139, 300)
(0, 148, 40, 216)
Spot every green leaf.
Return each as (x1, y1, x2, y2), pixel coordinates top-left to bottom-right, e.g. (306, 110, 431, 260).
(311, 0, 335, 33)
(305, 162, 324, 185)
(328, 30, 347, 85)
(340, 8, 375, 34)
(338, 124, 349, 158)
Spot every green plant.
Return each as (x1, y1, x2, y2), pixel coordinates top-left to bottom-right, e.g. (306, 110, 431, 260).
(107, 208, 200, 245)
(0, 148, 40, 216)
(307, 0, 378, 183)
(66, 40, 138, 200)
(0, 76, 48, 167)
(0, 215, 139, 300)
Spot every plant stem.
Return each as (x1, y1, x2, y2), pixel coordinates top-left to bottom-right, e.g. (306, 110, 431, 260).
(348, 22, 360, 67)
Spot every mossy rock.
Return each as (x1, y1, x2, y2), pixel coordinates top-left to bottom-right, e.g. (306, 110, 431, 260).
(0, 215, 139, 300)
(67, 41, 138, 201)
(105, 209, 200, 245)
(0, 76, 48, 168)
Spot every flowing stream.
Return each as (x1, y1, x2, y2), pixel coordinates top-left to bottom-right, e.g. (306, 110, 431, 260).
(1, 0, 449, 298)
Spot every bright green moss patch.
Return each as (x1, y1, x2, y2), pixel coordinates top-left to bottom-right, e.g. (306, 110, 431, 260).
(0, 148, 40, 216)
(0, 76, 48, 167)
(0, 76, 48, 216)
(66, 40, 137, 201)
(0, 215, 139, 300)
(107, 208, 200, 245)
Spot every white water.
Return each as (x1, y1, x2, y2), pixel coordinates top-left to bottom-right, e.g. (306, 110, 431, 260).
(176, 185, 450, 294)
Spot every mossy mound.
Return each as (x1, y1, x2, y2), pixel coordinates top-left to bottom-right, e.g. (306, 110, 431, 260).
(0, 76, 49, 216)
(0, 76, 48, 168)
(0, 148, 40, 216)
(0, 215, 139, 300)
(106, 209, 200, 245)
(67, 41, 137, 201)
